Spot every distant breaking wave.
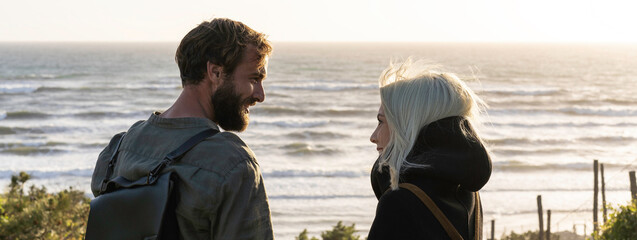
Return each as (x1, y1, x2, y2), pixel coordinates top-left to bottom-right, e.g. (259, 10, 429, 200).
(5, 111, 50, 119)
(285, 131, 349, 140)
(560, 107, 637, 117)
(252, 120, 332, 128)
(481, 86, 562, 96)
(486, 135, 637, 146)
(1, 110, 147, 120)
(491, 161, 633, 172)
(0, 169, 94, 179)
(251, 106, 374, 117)
(489, 107, 637, 117)
(282, 142, 340, 156)
(489, 121, 637, 128)
(0, 83, 41, 94)
(269, 82, 378, 92)
(263, 169, 368, 178)
(0, 73, 89, 80)
(267, 194, 373, 200)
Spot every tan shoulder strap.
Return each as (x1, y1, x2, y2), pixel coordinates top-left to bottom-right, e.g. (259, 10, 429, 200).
(399, 183, 464, 240)
(474, 192, 482, 240)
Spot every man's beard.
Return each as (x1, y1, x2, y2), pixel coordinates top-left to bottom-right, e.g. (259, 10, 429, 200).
(211, 80, 255, 132)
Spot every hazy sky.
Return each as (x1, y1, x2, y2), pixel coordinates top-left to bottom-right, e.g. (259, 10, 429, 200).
(1, 0, 636, 42)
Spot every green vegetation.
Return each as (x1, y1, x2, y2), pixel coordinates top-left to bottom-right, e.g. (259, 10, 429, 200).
(297, 221, 362, 240)
(0, 172, 90, 240)
(592, 199, 637, 240)
(1, 170, 634, 240)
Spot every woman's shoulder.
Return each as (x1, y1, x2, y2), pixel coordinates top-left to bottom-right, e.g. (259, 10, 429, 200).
(376, 187, 438, 221)
(369, 188, 449, 240)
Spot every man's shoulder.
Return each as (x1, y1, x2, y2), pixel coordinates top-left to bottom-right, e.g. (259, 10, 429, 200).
(182, 131, 258, 173)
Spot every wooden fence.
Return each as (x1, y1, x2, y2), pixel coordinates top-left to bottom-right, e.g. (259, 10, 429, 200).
(487, 160, 637, 240)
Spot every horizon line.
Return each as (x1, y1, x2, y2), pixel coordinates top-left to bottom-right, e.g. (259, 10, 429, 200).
(1, 40, 637, 45)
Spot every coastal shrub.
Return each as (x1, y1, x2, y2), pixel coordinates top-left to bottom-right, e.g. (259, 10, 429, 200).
(296, 229, 319, 240)
(0, 172, 90, 240)
(297, 221, 361, 240)
(595, 199, 637, 240)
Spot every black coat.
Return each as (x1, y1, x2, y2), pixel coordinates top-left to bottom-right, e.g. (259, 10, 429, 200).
(368, 116, 492, 240)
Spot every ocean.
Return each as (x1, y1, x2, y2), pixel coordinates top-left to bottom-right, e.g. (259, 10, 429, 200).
(1, 42, 636, 239)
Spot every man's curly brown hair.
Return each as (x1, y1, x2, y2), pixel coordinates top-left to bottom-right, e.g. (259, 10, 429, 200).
(175, 18, 272, 86)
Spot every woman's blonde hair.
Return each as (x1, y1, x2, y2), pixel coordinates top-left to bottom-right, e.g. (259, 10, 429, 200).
(378, 59, 487, 190)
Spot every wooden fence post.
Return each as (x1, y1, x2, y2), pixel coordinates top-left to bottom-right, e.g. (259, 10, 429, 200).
(537, 195, 544, 240)
(630, 171, 637, 201)
(601, 163, 607, 225)
(593, 160, 599, 233)
(546, 210, 551, 240)
(491, 220, 495, 240)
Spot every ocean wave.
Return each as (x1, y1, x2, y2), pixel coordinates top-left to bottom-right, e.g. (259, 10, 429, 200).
(486, 135, 637, 146)
(282, 142, 340, 156)
(0, 125, 106, 135)
(33, 86, 71, 93)
(0, 126, 46, 135)
(120, 83, 181, 91)
(562, 98, 637, 106)
(486, 137, 569, 146)
(482, 86, 562, 96)
(252, 106, 373, 117)
(490, 121, 637, 128)
(489, 107, 637, 117)
(263, 169, 367, 178)
(270, 82, 378, 92)
(560, 107, 637, 117)
(1, 146, 67, 156)
(482, 187, 628, 192)
(252, 106, 299, 115)
(286, 131, 349, 140)
(491, 161, 632, 172)
(73, 111, 145, 119)
(493, 148, 577, 156)
(267, 194, 373, 200)
(252, 120, 330, 128)
(0, 169, 94, 179)
(577, 136, 637, 144)
(1, 110, 145, 120)
(5, 111, 51, 119)
(0, 83, 41, 94)
(483, 208, 593, 216)
(1, 73, 89, 80)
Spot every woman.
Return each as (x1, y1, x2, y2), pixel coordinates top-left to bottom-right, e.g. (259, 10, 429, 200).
(368, 59, 492, 240)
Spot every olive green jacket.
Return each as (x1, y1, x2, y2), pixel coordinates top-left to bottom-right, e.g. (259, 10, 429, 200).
(91, 113, 274, 240)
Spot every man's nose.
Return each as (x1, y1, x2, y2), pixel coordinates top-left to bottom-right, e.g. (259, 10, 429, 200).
(254, 82, 265, 102)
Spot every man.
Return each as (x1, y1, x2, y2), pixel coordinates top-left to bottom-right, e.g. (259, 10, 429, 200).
(91, 18, 274, 239)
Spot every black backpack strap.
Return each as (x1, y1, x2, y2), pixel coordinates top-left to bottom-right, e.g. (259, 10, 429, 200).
(147, 128, 219, 184)
(100, 132, 127, 194)
(99, 128, 219, 194)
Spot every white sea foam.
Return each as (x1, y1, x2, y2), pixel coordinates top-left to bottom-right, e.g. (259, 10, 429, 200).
(560, 106, 637, 117)
(270, 82, 378, 91)
(480, 85, 562, 96)
(252, 119, 331, 128)
(0, 168, 94, 179)
(263, 169, 367, 178)
(0, 83, 41, 94)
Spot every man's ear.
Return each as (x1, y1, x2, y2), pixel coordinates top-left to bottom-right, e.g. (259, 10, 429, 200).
(206, 61, 223, 85)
